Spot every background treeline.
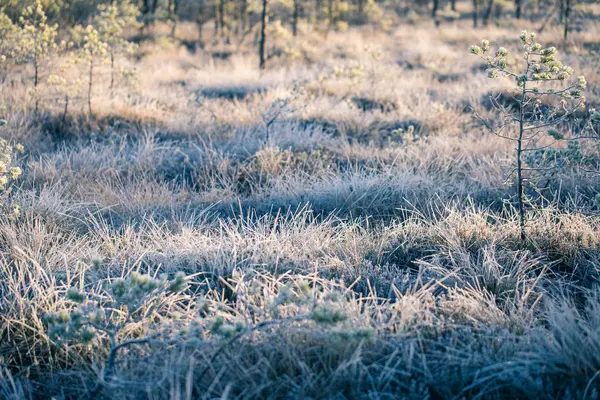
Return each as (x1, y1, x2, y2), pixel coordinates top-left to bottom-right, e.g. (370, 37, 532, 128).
(0, 0, 595, 119)
(0, 0, 596, 40)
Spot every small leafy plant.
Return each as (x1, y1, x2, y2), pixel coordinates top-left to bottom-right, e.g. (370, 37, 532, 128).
(469, 31, 591, 240)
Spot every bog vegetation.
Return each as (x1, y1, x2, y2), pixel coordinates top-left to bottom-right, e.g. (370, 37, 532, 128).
(0, 0, 600, 398)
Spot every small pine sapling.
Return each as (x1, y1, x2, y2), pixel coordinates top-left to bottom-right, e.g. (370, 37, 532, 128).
(469, 31, 589, 240)
(47, 40, 85, 123)
(71, 24, 109, 115)
(94, 1, 141, 94)
(45, 271, 189, 395)
(261, 83, 305, 144)
(11, 0, 58, 112)
(0, 11, 18, 84)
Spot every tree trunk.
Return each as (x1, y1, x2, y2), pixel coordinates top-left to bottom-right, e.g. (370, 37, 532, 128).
(328, 0, 334, 30)
(432, 0, 439, 25)
(197, 13, 205, 49)
(32, 28, 39, 113)
(293, 0, 299, 35)
(141, 0, 159, 27)
(473, 0, 479, 27)
(141, 0, 150, 25)
(240, 0, 248, 32)
(110, 52, 115, 93)
(170, 0, 179, 37)
(214, 2, 219, 36)
(517, 88, 527, 241)
(483, 0, 494, 25)
(563, 0, 571, 39)
(358, 0, 365, 20)
(259, 0, 268, 69)
(316, 0, 322, 22)
(451, 0, 456, 11)
(559, 0, 564, 23)
(88, 59, 93, 115)
(33, 53, 39, 113)
(219, 0, 225, 34)
(515, 0, 521, 19)
(62, 95, 69, 123)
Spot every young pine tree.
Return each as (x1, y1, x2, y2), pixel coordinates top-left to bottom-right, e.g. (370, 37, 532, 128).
(0, 12, 18, 81)
(11, 0, 58, 113)
(71, 24, 109, 115)
(94, 0, 141, 93)
(45, 272, 188, 396)
(470, 31, 588, 240)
